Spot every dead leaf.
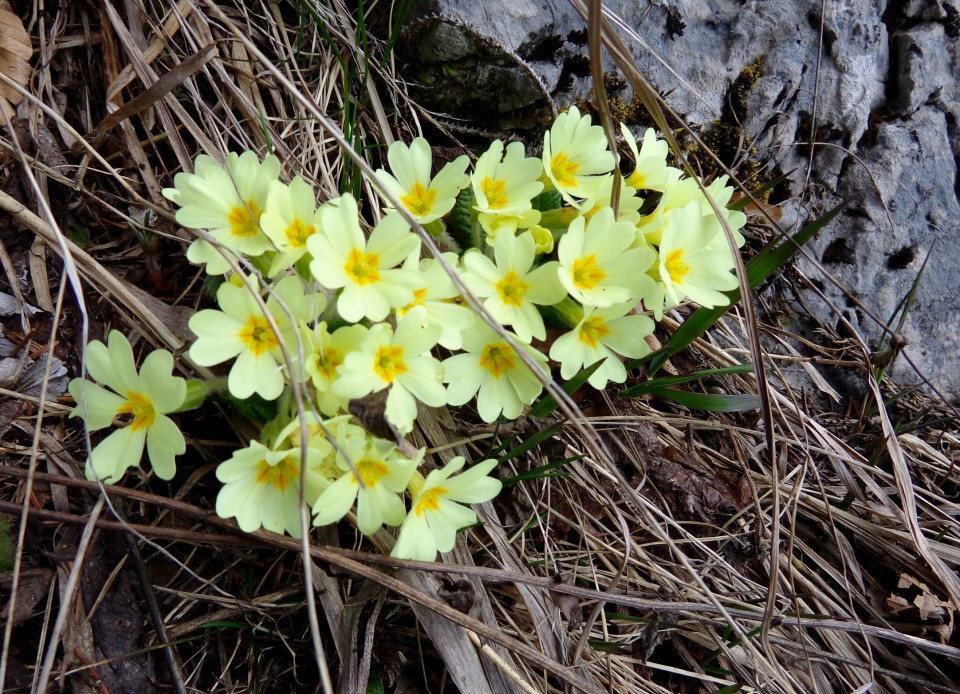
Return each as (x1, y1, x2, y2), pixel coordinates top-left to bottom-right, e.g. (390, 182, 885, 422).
(549, 573, 583, 627)
(644, 453, 751, 527)
(0, 567, 53, 625)
(87, 44, 215, 143)
(0, 1, 32, 122)
(913, 591, 952, 622)
(437, 577, 475, 614)
(348, 389, 420, 459)
(890, 573, 956, 639)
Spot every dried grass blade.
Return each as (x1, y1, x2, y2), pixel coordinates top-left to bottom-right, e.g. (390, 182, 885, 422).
(865, 371, 960, 611)
(586, 0, 621, 215)
(0, 189, 203, 363)
(108, 0, 195, 98)
(89, 44, 215, 141)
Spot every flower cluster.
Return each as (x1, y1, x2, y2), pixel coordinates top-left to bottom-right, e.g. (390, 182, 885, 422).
(67, 107, 745, 560)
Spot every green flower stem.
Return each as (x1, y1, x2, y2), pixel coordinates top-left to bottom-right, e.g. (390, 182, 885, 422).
(174, 377, 227, 412)
(423, 219, 446, 238)
(549, 296, 585, 329)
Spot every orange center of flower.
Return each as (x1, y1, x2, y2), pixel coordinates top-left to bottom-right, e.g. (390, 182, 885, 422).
(399, 288, 428, 316)
(571, 255, 606, 290)
(373, 345, 408, 383)
(285, 219, 315, 247)
(117, 391, 157, 431)
(344, 248, 381, 286)
(310, 346, 343, 380)
(478, 343, 516, 378)
(414, 486, 448, 517)
(354, 457, 389, 488)
(239, 315, 279, 356)
(578, 316, 611, 348)
(255, 457, 299, 491)
(400, 181, 438, 217)
(495, 270, 529, 307)
(480, 177, 508, 209)
(664, 249, 690, 284)
(227, 198, 263, 237)
(550, 152, 579, 188)
(626, 169, 647, 190)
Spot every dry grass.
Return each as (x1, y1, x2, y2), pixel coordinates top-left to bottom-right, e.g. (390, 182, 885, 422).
(0, 0, 958, 692)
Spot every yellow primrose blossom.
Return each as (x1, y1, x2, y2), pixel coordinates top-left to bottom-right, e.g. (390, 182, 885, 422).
(374, 137, 470, 224)
(163, 151, 281, 275)
(472, 140, 544, 238)
(461, 231, 565, 343)
(635, 171, 747, 248)
(307, 197, 420, 323)
(621, 124, 675, 192)
(656, 201, 739, 312)
(302, 321, 368, 416)
(542, 106, 615, 203)
(312, 427, 422, 535)
(557, 208, 657, 308)
(259, 175, 323, 276)
(443, 322, 548, 423)
(549, 301, 654, 389)
(333, 308, 446, 434)
(392, 457, 502, 562)
(215, 433, 332, 538)
(397, 252, 476, 350)
(69, 331, 186, 483)
(188, 275, 325, 400)
(574, 174, 645, 225)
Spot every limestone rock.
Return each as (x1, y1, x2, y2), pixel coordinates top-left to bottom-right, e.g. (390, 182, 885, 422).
(396, 0, 960, 401)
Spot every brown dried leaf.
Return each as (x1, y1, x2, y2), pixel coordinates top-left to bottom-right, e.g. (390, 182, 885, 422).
(549, 573, 583, 627)
(0, 1, 32, 118)
(0, 568, 53, 625)
(644, 453, 751, 527)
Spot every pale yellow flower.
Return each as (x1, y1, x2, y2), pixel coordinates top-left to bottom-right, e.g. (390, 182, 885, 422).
(542, 106, 614, 203)
(375, 137, 469, 224)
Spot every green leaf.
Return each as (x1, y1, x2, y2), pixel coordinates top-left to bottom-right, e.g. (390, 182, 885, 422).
(0, 515, 12, 572)
(644, 199, 846, 374)
(710, 683, 743, 692)
(619, 364, 754, 398)
(219, 391, 280, 425)
(448, 186, 482, 252)
(491, 421, 564, 462)
(586, 638, 624, 654)
(67, 225, 92, 248)
(531, 188, 562, 212)
(646, 388, 761, 412)
(501, 456, 581, 486)
(529, 359, 605, 418)
(725, 170, 791, 212)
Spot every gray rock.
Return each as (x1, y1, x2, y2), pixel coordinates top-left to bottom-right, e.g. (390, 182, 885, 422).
(396, 0, 960, 401)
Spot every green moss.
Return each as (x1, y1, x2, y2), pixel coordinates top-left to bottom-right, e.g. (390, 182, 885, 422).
(575, 80, 658, 128)
(684, 56, 776, 201)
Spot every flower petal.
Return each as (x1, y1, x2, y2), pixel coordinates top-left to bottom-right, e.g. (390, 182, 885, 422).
(69, 380, 126, 430)
(146, 414, 186, 480)
(87, 426, 146, 483)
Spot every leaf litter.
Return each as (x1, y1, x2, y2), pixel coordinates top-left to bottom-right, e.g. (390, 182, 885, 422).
(0, 1, 957, 693)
